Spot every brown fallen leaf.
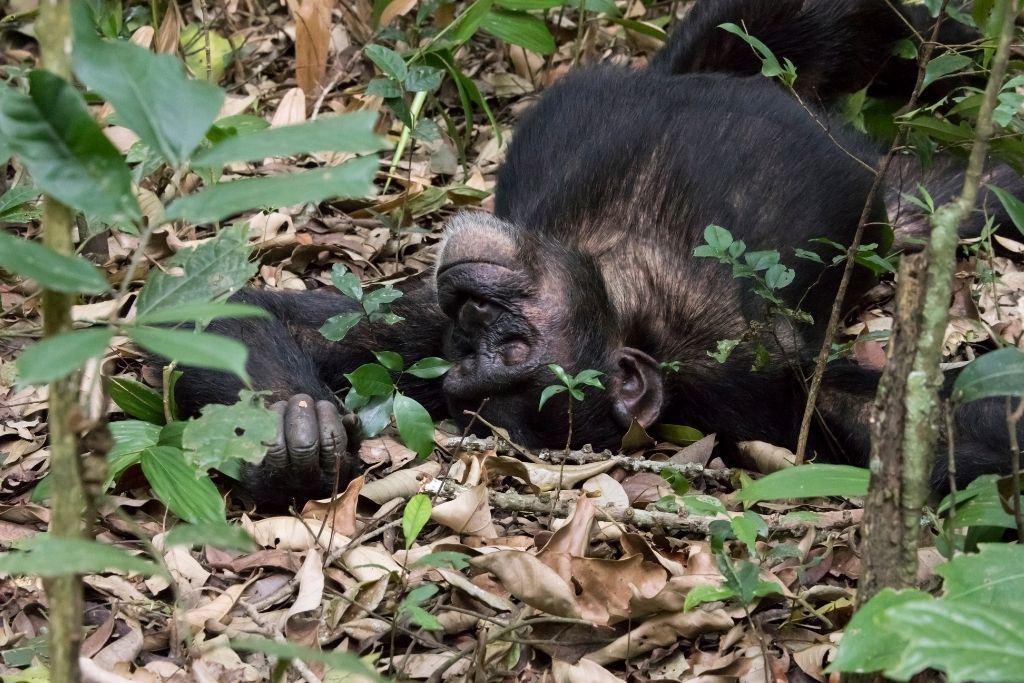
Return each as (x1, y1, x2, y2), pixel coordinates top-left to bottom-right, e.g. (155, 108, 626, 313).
(430, 482, 497, 537)
(584, 607, 734, 665)
(470, 550, 581, 618)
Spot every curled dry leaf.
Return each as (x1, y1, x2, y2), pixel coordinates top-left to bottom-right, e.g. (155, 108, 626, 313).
(379, 0, 417, 26)
(435, 567, 517, 613)
(360, 461, 440, 504)
(271, 87, 307, 127)
(287, 549, 324, 617)
(430, 482, 497, 537)
(340, 545, 403, 583)
(185, 583, 245, 629)
(333, 574, 390, 625)
(736, 440, 796, 474)
(571, 554, 669, 624)
(92, 617, 144, 671)
(585, 607, 733, 665)
(289, 0, 332, 96)
(552, 657, 623, 683)
(302, 474, 364, 537)
(470, 550, 582, 618)
(518, 458, 618, 491)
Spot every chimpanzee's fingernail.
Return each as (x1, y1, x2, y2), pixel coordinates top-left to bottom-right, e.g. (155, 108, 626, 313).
(285, 394, 319, 470)
(263, 401, 289, 469)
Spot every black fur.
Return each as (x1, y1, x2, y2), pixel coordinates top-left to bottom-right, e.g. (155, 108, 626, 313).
(172, 0, 1023, 506)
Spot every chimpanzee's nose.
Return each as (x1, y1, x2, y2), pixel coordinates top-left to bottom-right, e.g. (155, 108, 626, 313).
(458, 298, 500, 329)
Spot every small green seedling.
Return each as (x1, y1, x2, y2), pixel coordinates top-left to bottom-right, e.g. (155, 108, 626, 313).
(319, 264, 405, 341)
(538, 364, 605, 410)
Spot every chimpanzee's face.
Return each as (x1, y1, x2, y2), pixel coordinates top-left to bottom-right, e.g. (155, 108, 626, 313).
(435, 213, 665, 449)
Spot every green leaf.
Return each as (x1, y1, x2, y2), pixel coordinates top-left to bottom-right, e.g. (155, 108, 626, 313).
(494, 0, 565, 8)
(231, 638, 381, 681)
(681, 494, 728, 516)
(135, 223, 255, 317)
(538, 384, 567, 410)
(364, 44, 408, 81)
(182, 391, 277, 472)
(72, 2, 224, 166)
(446, 0, 495, 47)
(0, 71, 138, 222)
(481, 9, 556, 54)
(794, 248, 824, 264)
(951, 347, 1024, 403)
(107, 420, 162, 483)
(744, 250, 780, 271)
(990, 185, 1024, 237)
(346, 363, 394, 397)
(655, 423, 704, 446)
(192, 112, 387, 167)
(374, 351, 404, 372)
(366, 77, 403, 98)
(405, 604, 444, 631)
(140, 445, 225, 523)
(394, 393, 435, 458)
(764, 263, 795, 290)
(164, 156, 379, 224)
(362, 285, 404, 315)
(15, 328, 113, 385)
(739, 464, 869, 504)
(109, 376, 165, 424)
(407, 357, 452, 379)
(357, 393, 395, 438)
(320, 312, 364, 341)
(404, 65, 444, 92)
(939, 475, 1017, 529)
(135, 302, 269, 325)
(0, 185, 41, 221)
(402, 493, 432, 549)
(882, 600, 1024, 682)
(684, 585, 735, 611)
(708, 338, 741, 363)
(129, 327, 250, 383)
(922, 53, 974, 90)
(330, 264, 364, 300)
(412, 550, 472, 570)
(730, 511, 767, 554)
(164, 522, 256, 551)
(938, 544, 1024, 605)
(720, 557, 761, 604)
(0, 535, 160, 577)
(703, 224, 733, 251)
(0, 232, 111, 294)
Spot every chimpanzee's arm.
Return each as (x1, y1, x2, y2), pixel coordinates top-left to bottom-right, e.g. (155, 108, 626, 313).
(170, 276, 449, 507)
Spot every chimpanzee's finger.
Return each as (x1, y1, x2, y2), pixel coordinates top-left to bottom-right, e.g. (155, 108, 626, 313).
(264, 401, 289, 469)
(315, 400, 347, 471)
(284, 394, 320, 471)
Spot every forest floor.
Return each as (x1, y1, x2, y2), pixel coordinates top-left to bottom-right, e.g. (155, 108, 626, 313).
(1, 1, 1023, 682)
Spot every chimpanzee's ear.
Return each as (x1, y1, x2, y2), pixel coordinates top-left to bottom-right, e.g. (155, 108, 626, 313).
(609, 348, 664, 430)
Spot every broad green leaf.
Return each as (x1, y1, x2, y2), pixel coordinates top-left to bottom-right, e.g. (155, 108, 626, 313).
(0, 233, 111, 295)
(109, 376, 165, 424)
(548, 363, 572, 386)
(990, 185, 1024, 237)
(164, 157, 379, 223)
(374, 351, 404, 371)
(362, 285, 403, 315)
(481, 9, 556, 54)
(402, 493, 432, 549)
(357, 393, 395, 438)
(330, 264, 364, 300)
(882, 600, 1024, 682)
(164, 522, 257, 551)
(683, 585, 735, 611)
(446, 0, 495, 47)
(764, 263, 795, 289)
(231, 638, 381, 681)
(182, 391, 276, 472)
(135, 302, 268, 326)
(394, 393, 435, 458)
(140, 445, 225, 523)
(922, 53, 974, 90)
(135, 223, 254, 317)
(407, 357, 452, 379)
(703, 224, 733, 251)
(939, 475, 1017, 529)
(494, 0, 564, 8)
(412, 551, 472, 570)
(320, 312, 363, 341)
(363, 44, 408, 81)
(129, 327, 250, 383)
(938, 544, 1024, 605)
(730, 511, 766, 554)
(346, 363, 394, 397)
(0, 535, 160, 577)
(0, 185, 41, 221)
(538, 384, 567, 410)
(951, 347, 1024, 403)
(681, 494, 728, 516)
(405, 604, 444, 631)
(739, 464, 869, 504)
(16, 328, 113, 385)
(404, 65, 444, 92)
(655, 423, 704, 446)
(72, 2, 224, 166)
(366, 78, 403, 98)
(0, 71, 138, 222)
(192, 112, 387, 167)
(107, 420, 162, 483)
(720, 557, 761, 604)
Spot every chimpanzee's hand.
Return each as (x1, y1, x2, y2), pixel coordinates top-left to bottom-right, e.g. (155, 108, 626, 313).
(239, 394, 362, 508)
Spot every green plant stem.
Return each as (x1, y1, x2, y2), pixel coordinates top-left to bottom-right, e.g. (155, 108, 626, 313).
(902, 0, 1018, 534)
(37, 1, 85, 681)
(383, 89, 428, 194)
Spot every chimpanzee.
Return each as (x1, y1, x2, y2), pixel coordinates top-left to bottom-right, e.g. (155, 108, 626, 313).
(173, 0, 1024, 507)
